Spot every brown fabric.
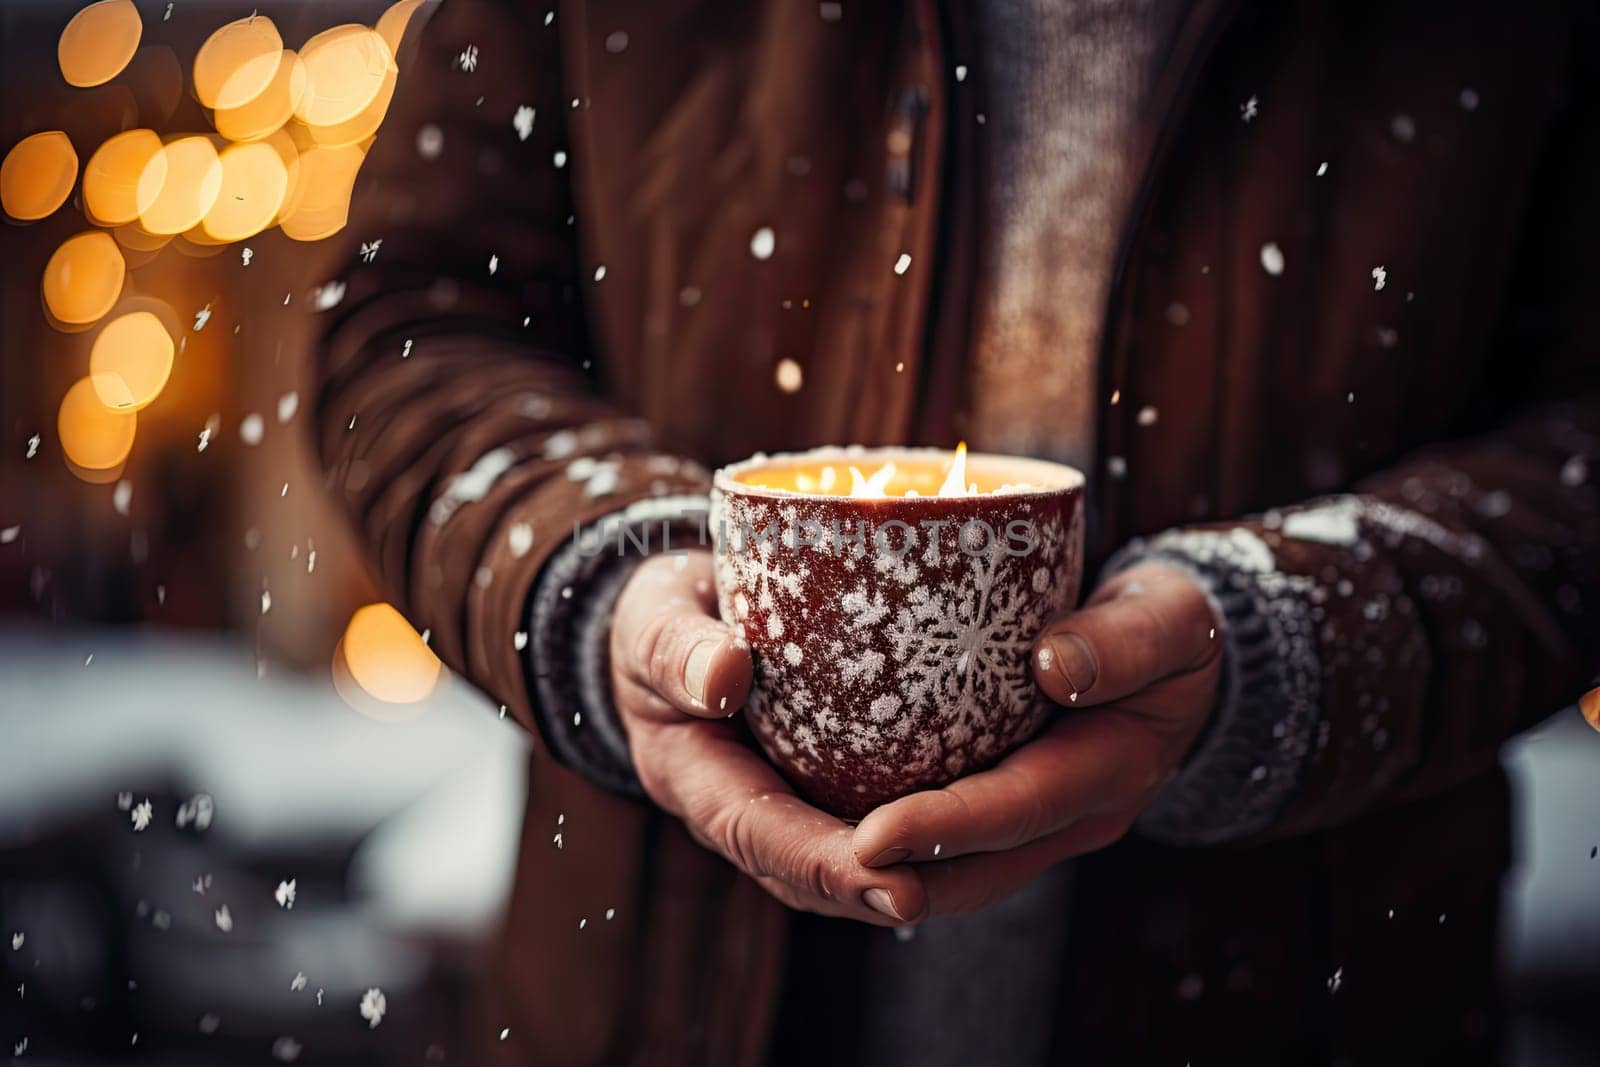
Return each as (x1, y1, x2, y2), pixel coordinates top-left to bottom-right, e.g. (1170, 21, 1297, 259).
(314, 0, 1600, 1063)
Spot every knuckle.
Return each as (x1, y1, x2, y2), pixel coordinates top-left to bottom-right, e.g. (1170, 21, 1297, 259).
(632, 612, 679, 693)
(1000, 767, 1054, 847)
(712, 799, 762, 876)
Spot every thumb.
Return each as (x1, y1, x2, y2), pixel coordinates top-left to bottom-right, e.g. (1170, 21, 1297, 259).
(613, 554, 753, 719)
(1030, 562, 1219, 708)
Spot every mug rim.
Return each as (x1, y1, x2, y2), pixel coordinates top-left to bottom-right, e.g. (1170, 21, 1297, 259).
(713, 445, 1085, 502)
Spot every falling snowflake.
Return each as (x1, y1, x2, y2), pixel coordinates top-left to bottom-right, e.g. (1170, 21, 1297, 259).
(313, 280, 347, 310)
(488, 254, 499, 275)
(1260, 242, 1285, 276)
(774, 358, 804, 393)
(508, 523, 534, 557)
(1560, 455, 1588, 487)
(277, 392, 299, 424)
(113, 480, 133, 516)
(359, 987, 387, 1029)
(274, 879, 296, 909)
(214, 905, 233, 932)
(25, 434, 40, 458)
(750, 226, 776, 260)
(417, 124, 444, 158)
(193, 304, 212, 331)
(456, 45, 479, 72)
(513, 105, 535, 140)
(893, 253, 912, 275)
(0, 526, 19, 545)
(1240, 95, 1259, 122)
(401, 338, 413, 358)
(1327, 966, 1343, 993)
(175, 793, 213, 830)
(10, 932, 22, 951)
(240, 413, 264, 445)
(271, 1036, 302, 1062)
(1371, 265, 1387, 291)
(130, 799, 153, 831)
(359, 239, 382, 263)
(290, 972, 308, 992)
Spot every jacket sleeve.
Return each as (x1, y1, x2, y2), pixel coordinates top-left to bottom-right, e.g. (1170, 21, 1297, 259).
(1115, 25, 1600, 845)
(311, 0, 710, 737)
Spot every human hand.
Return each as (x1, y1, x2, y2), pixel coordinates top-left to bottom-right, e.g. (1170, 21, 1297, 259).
(611, 550, 927, 925)
(850, 562, 1222, 916)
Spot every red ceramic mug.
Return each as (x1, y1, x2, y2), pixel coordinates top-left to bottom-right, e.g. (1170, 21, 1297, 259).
(711, 446, 1086, 820)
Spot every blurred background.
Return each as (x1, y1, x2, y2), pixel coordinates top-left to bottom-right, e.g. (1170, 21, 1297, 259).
(0, 1, 1595, 1064)
(2, 1, 535, 1063)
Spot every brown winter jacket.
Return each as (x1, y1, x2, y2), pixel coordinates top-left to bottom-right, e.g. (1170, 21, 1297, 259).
(314, 0, 1600, 1063)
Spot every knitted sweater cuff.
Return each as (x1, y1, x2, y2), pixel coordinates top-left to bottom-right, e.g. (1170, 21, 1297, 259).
(1103, 527, 1323, 844)
(526, 495, 711, 798)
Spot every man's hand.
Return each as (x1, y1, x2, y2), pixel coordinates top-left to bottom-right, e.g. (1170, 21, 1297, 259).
(850, 562, 1222, 916)
(611, 550, 927, 925)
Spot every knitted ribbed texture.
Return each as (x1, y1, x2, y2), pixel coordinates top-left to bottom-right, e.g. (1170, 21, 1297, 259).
(526, 496, 711, 797)
(1105, 527, 1323, 845)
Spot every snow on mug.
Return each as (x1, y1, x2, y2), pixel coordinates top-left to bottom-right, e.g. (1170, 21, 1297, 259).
(710, 445, 1086, 820)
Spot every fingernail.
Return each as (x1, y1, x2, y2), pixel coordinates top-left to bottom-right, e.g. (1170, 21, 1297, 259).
(684, 640, 718, 705)
(1045, 633, 1097, 698)
(863, 887, 905, 921)
(864, 846, 911, 868)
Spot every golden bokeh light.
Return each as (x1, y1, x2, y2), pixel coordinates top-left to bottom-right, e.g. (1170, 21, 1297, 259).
(201, 139, 290, 241)
(375, 0, 427, 63)
(58, 375, 137, 470)
(42, 231, 126, 326)
(174, 232, 230, 258)
(338, 602, 443, 705)
(193, 15, 284, 110)
(112, 220, 172, 254)
(1, 131, 78, 222)
(278, 140, 367, 241)
(19, 3, 419, 478)
(89, 311, 175, 411)
(295, 25, 396, 128)
(58, 0, 144, 88)
(138, 135, 223, 235)
(83, 128, 165, 226)
(213, 49, 307, 142)
(304, 65, 396, 149)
